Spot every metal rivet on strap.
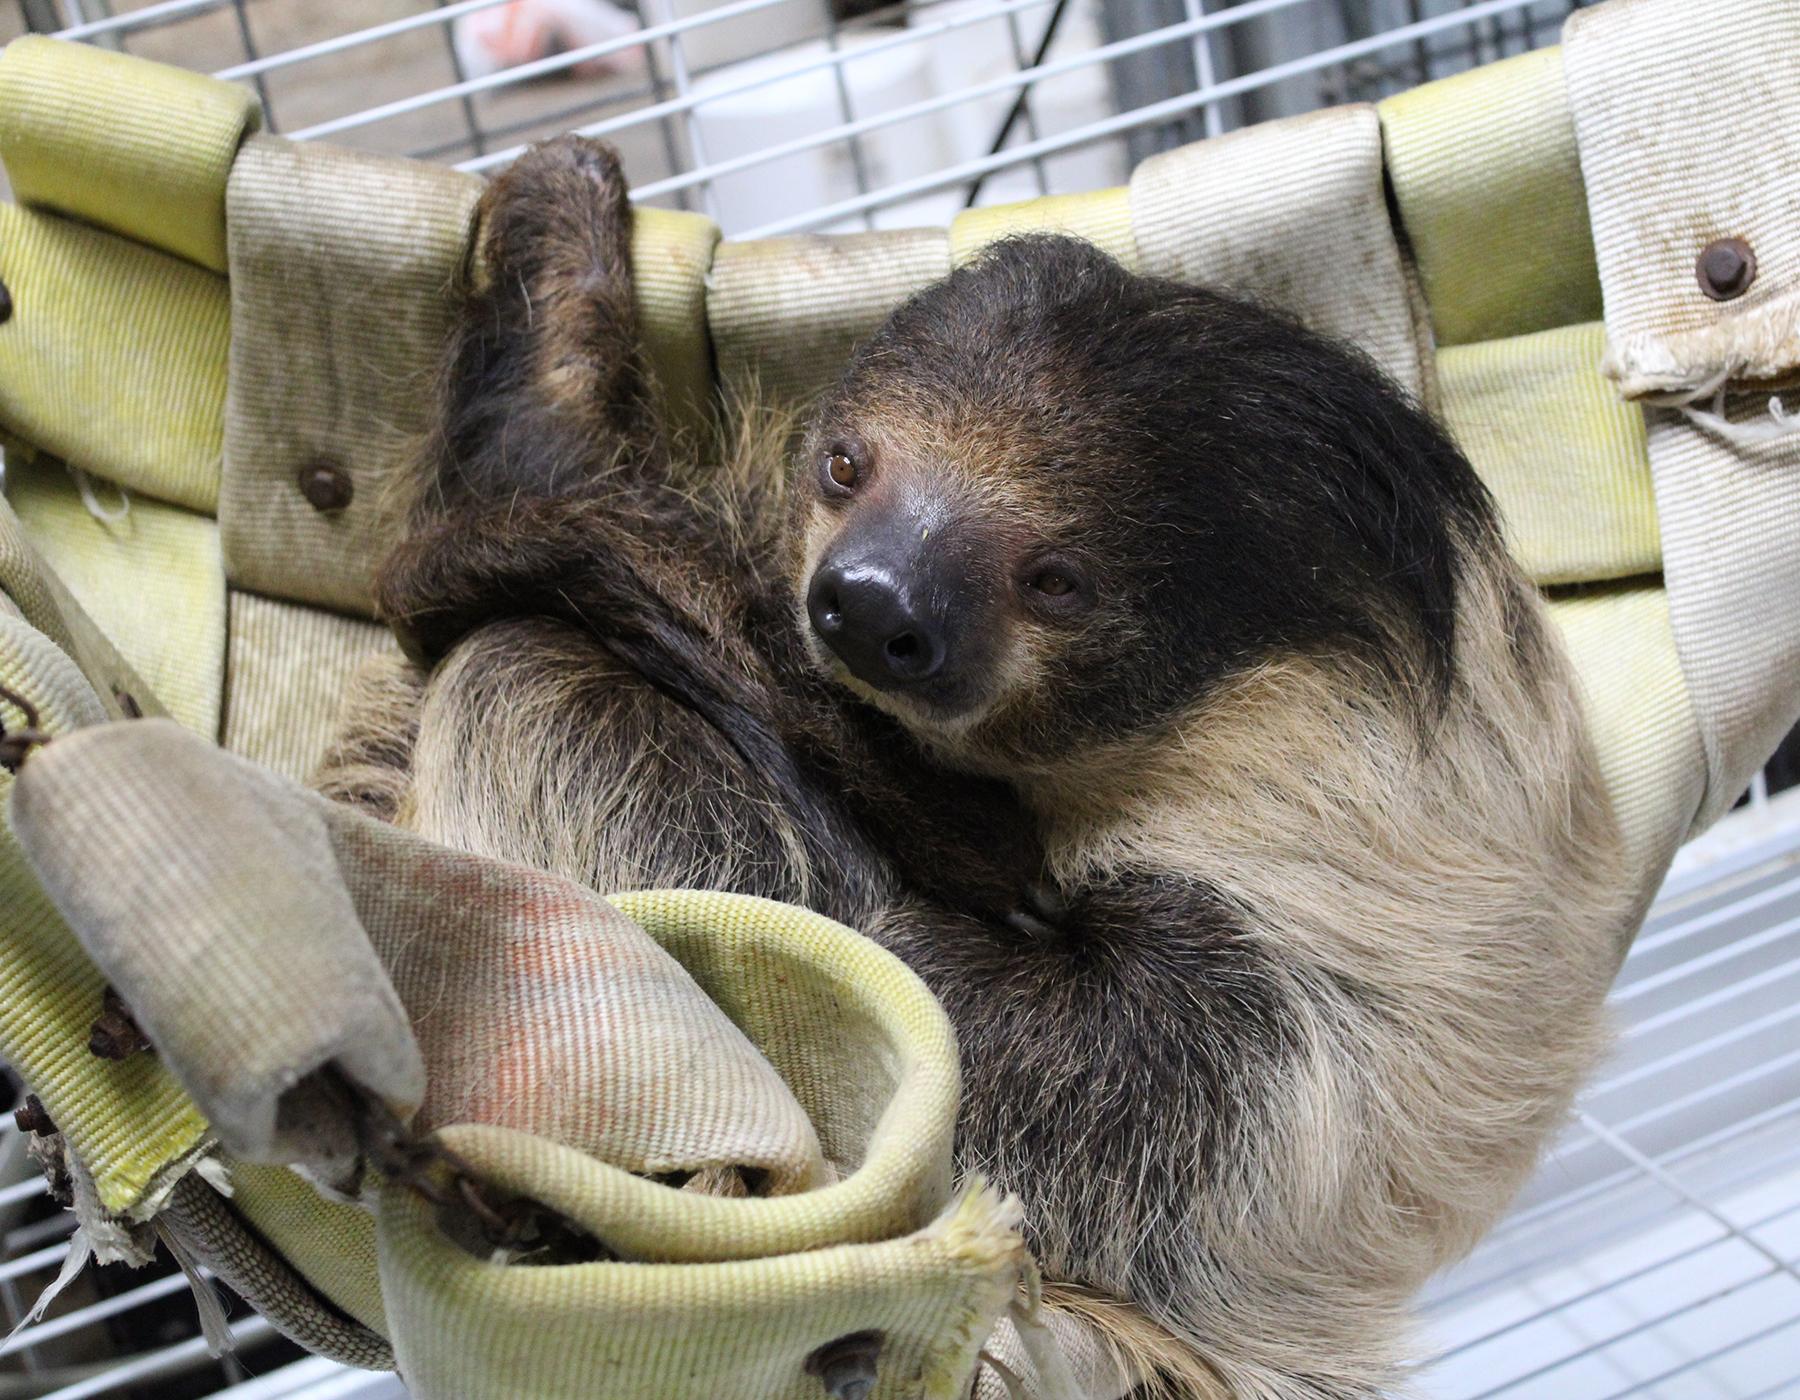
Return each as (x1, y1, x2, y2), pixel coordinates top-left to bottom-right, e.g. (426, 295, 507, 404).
(298, 461, 354, 513)
(804, 1331, 883, 1400)
(1697, 237, 1756, 301)
(13, 1094, 56, 1137)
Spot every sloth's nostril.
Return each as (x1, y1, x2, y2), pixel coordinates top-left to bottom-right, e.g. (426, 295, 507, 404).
(808, 564, 942, 687)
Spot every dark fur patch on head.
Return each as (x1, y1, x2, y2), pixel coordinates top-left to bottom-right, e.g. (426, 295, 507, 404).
(809, 235, 1498, 760)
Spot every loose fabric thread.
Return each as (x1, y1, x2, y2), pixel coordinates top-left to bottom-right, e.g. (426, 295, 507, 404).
(1, 1227, 92, 1354)
(1681, 391, 1800, 447)
(70, 465, 131, 525)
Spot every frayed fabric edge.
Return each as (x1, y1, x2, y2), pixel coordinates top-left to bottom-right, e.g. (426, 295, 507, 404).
(7, 1138, 230, 1353)
(1603, 291, 1800, 402)
(1681, 391, 1800, 449)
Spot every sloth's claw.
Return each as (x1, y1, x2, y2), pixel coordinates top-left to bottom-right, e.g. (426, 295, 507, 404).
(476, 134, 630, 288)
(1006, 880, 1071, 942)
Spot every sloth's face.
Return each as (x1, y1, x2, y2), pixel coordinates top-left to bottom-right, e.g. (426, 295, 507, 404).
(792, 395, 1158, 774)
(791, 233, 1485, 776)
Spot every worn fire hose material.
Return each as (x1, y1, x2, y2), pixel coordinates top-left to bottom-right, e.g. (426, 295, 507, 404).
(1565, 0, 1800, 833)
(7, 718, 831, 1194)
(3, 711, 1038, 1396)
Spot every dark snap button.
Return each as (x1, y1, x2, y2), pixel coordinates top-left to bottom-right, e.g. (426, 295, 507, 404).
(298, 462, 354, 512)
(1697, 237, 1756, 300)
(804, 1330, 882, 1400)
(13, 1094, 55, 1136)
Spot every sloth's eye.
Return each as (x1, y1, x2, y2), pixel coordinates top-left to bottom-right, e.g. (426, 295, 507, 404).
(823, 452, 858, 491)
(1022, 566, 1088, 608)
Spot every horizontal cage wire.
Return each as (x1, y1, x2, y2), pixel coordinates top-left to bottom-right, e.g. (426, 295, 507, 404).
(12, 0, 1582, 237)
(4, 0, 1799, 1397)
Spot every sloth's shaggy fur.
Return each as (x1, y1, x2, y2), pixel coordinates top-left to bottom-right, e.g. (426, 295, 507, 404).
(316, 135, 1630, 1398)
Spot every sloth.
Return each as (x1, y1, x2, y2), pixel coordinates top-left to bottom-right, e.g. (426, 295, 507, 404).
(316, 135, 1628, 1398)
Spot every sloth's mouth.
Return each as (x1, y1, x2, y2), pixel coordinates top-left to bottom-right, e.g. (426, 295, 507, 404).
(808, 634, 989, 733)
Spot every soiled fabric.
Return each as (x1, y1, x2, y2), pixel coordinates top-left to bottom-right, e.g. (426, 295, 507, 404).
(1436, 322, 1658, 588)
(1566, 0, 1800, 399)
(3, 713, 1029, 1396)
(9, 719, 833, 1196)
(0, 495, 157, 733)
(7, 456, 225, 741)
(0, 515, 205, 1220)
(220, 136, 482, 618)
(709, 228, 953, 410)
(1380, 48, 1602, 348)
(0, 36, 258, 275)
(0, 202, 229, 515)
(1566, 0, 1800, 830)
(1129, 104, 1425, 399)
(220, 591, 398, 784)
(9, 721, 424, 1172)
(378, 1162, 1023, 1400)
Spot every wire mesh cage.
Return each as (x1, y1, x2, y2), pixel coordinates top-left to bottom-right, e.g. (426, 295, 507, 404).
(6, 0, 1583, 236)
(4, 0, 1800, 1397)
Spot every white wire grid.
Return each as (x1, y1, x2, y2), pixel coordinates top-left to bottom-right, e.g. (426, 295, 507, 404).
(9, 0, 1581, 239)
(7, 0, 1799, 1395)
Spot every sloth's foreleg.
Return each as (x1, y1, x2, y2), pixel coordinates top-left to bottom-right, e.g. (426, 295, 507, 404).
(429, 132, 662, 507)
(377, 135, 667, 661)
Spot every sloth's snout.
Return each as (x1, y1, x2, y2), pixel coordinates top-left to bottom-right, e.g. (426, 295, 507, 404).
(808, 560, 946, 689)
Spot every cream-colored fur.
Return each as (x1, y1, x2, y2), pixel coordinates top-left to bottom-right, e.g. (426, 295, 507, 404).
(998, 539, 1628, 1395)
(318, 466, 1625, 1400)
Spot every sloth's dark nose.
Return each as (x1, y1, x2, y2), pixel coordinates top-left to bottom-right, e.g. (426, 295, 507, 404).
(807, 562, 945, 688)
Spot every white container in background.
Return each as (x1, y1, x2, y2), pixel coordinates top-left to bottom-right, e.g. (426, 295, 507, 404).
(648, 0, 826, 77)
(687, 0, 1123, 236)
(913, 0, 1122, 207)
(691, 34, 950, 235)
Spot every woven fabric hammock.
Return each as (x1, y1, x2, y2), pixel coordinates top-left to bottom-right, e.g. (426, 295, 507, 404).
(2, 0, 1798, 1393)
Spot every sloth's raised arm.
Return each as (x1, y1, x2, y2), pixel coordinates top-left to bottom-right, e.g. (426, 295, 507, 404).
(419, 134, 664, 514)
(378, 136, 689, 661)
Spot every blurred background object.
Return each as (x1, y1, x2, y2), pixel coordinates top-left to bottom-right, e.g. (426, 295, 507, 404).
(452, 0, 646, 82)
(10, 0, 1585, 233)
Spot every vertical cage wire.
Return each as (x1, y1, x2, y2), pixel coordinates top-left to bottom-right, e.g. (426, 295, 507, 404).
(431, 0, 488, 157)
(29, 0, 1589, 239)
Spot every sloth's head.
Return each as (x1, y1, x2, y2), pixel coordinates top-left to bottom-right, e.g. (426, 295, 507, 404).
(794, 235, 1492, 775)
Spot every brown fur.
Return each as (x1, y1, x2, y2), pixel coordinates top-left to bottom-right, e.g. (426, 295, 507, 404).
(316, 136, 1630, 1397)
